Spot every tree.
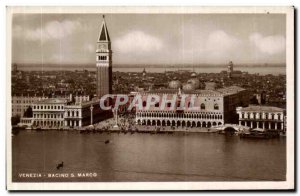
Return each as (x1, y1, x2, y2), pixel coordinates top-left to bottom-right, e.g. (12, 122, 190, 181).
(23, 106, 33, 118)
(11, 115, 20, 125)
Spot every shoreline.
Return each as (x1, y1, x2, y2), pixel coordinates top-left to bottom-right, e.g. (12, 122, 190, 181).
(13, 127, 220, 134)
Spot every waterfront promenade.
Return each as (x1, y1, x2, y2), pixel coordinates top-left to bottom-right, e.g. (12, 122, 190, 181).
(84, 117, 220, 133)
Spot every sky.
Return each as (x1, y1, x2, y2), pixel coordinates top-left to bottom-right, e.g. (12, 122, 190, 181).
(12, 13, 286, 65)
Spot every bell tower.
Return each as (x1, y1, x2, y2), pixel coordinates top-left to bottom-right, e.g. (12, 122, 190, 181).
(96, 15, 112, 98)
(227, 61, 233, 78)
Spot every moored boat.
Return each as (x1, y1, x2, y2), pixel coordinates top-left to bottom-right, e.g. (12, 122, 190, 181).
(239, 128, 280, 139)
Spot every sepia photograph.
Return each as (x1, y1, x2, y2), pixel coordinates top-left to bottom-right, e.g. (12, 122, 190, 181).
(6, 6, 294, 190)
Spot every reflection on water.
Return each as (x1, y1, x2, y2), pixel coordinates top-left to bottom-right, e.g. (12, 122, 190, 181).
(12, 131, 286, 182)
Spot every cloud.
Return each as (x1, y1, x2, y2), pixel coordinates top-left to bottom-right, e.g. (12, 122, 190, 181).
(84, 43, 94, 53)
(249, 33, 285, 55)
(205, 30, 240, 53)
(113, 31, 163, 54)
(51, 54, 63, 62)
(188, 30, 241, 63)
(13, 20, 82, 42)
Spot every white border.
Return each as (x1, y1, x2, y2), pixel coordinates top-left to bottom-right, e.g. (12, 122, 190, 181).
(6, 6, 294, 190)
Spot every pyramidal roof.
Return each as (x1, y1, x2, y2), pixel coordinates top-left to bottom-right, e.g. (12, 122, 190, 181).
(98, 15, 110, 42)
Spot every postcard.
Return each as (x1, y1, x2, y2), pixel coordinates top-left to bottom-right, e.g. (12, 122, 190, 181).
(6, 6, 294, 190)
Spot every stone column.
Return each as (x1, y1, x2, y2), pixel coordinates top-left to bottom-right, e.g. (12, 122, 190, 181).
(250, 121, 253, 128)
(263, 122, 265, 129)
(275, 123, 277, 130)
(269, 122, 271, 129)
(256, 121, 259, 128)
(79, 120, 82, 127)
(90, 105, 94, 125)
(281, 122, 284, 130)
(239, 120, 241, 126)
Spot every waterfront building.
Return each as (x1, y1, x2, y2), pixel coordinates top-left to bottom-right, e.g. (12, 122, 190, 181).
(64, 99, 105, 128)
(136, 80, 249, 127)
(18, 117, 34, 127)
(12, 95, 48, 117)
(32, 98, 67, 128)
(96, 15, 112, 98)
(236, 105, 286, 131)
(19, 97, 108, 129)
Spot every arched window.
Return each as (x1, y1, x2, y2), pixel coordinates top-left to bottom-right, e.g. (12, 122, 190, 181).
(201, 103, 205, 110)
(277, 113, 281, 120)
(214, 104, 219, 110)
(265, 113, 269, 119)
(271, 113, 275, 120)
(142, 101, 147, 107)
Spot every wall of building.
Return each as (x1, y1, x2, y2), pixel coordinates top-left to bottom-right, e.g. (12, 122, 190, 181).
(136, 92, 225, 128)
(12, 96, 47, 117)
(236, 106, 285, 131)
(32, 101, 66, 128)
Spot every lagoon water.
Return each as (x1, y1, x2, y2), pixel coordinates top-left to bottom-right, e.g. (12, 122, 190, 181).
(12, 130, 286, 182)
(18, 65, 286, 76)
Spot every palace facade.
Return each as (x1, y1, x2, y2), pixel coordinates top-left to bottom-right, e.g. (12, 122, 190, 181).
(64, 99, 108, 128)
(32, 98, 67, 128)
(135, 83, 249, 128)
(28, 98, 107, 129)
(236, 105, 286, 131)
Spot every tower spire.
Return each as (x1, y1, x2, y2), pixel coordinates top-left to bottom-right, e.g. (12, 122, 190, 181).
(98, 15, 110, 42)
(96, 15, 112, 98)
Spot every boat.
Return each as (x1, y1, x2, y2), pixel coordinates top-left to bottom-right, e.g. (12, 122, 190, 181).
(239, 128, 279, 139)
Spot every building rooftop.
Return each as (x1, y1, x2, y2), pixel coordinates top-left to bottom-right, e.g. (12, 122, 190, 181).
(34, 98, 68, 104)
(217, 86, 246, 95)
(145, 85, 245, 96)
(238, 105, 285, 112)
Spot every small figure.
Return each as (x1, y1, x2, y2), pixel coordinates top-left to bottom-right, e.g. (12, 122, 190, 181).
(56, 161, 64, 170)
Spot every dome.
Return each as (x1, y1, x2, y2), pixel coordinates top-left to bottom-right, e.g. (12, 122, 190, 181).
(187, 78, 200, 89)
(182, 83, 196, 91)
(169, 80, 182, 89)
(191, 72, 197, 77)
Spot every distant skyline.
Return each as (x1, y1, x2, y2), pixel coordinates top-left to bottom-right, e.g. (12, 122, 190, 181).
(12, 13, 286, 65)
